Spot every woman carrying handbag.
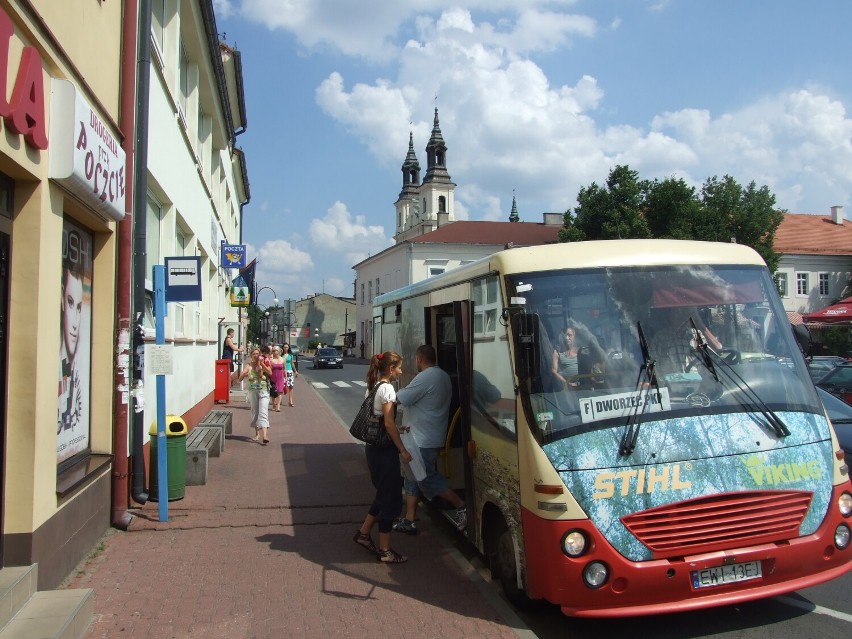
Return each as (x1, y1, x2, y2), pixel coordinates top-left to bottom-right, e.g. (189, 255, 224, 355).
(353, 351, 413, 563)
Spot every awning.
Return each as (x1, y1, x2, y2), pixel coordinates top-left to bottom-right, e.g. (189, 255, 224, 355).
(802, 297, 852, 325)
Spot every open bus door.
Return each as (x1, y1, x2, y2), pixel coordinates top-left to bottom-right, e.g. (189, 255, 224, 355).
(431, 302, 474, 533)
(452, 300, 473, 535)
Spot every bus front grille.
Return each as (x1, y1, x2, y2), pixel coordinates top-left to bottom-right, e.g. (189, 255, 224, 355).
(621, 490, 813, 557)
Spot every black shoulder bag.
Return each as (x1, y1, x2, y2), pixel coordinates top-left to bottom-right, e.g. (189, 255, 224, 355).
(349, 383, 393, 447)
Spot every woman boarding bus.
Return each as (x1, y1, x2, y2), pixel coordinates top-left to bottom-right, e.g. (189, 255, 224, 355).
(372, 239, 852, 617)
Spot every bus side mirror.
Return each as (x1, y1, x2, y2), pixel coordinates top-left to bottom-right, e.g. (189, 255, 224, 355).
(512, 313, 540, 382)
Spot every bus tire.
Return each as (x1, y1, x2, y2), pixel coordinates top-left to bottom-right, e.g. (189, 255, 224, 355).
(492, 524, 534, 609)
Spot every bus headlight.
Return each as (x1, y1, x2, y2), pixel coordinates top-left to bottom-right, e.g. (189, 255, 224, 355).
(835, 524, 851, 549)
(561, 530, 588, 557)
(839, 492, 852, 517)
(583, 561, 609, 588)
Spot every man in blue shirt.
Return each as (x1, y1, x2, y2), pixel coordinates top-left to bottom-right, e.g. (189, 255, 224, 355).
(394, 345, 467, 534)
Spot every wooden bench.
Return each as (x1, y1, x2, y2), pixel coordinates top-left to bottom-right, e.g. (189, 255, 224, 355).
(199, 409, 233, 438)
(184, 426, 222, 486)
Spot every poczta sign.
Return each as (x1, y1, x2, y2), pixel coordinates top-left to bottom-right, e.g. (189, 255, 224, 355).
(0, 8, 48, 150)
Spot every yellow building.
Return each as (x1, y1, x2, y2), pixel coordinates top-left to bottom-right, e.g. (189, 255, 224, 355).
(0, 0, 124, 588)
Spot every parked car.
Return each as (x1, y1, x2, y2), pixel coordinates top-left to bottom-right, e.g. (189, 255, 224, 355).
(816, 361, 852, 404)
(807, 355, 847, 382)
(817, 386, 852, 463)
(313, 347, 343, 369)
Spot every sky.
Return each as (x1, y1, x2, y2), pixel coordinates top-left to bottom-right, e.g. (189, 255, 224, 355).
(213, 0, 852, 306)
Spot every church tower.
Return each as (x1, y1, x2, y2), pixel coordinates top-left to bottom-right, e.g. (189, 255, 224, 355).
(394, 108, 456, 242)
(394, 131, 421, 240)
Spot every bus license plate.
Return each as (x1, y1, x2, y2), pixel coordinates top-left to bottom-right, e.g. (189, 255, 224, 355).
(691, 561, 762, 589)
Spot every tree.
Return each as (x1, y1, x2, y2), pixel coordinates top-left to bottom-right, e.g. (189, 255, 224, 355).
(641, 177, 700, 239)
(699, 175, 784, 271)
(566, 165, 651, 241)
(560, 168, 785, 272)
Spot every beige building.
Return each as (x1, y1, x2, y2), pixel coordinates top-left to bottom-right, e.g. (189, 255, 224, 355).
(0, 0, 249, 594)
(0, 1, 125, 588)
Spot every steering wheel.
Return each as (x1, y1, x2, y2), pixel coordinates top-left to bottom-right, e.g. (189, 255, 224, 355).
(686, 347, 742, 372)
(565, 372, 607, 389)
(717, 348, 741, 364)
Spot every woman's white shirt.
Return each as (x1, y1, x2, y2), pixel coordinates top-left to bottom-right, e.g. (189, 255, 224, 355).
(371, 382, 397, 416)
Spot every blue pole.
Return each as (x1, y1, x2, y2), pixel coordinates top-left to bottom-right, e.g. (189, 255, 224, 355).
(154, 265, 168, 521)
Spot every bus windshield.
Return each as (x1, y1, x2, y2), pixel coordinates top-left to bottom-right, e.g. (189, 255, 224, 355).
(508, 264, 822, 443)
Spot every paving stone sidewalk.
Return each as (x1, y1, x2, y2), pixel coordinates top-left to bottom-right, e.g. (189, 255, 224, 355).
(65, 380, 524, 638)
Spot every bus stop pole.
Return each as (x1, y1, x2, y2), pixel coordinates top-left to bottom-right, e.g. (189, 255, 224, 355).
(154, 265, 168, 521)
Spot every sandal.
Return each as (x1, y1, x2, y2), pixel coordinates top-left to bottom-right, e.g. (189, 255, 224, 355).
(353, 531, 377, 554)
(377, 548, 407, 564)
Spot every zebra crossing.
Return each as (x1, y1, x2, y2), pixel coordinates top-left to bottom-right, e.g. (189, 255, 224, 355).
(310, 379, 367, 389)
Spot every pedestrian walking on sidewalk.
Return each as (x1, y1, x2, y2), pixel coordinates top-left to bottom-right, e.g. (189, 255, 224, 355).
(283, 343, 298, 407)
(394, 344, 467, 535)
(240, 347, 272, 444)
(354, 351, 413, 563)
(270, 346, 286, 412)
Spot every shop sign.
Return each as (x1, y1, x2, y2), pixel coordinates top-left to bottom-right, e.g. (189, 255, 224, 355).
(0, 8, 48, 150)
(50, 79, 125, 221)
(220, 243, 246, 268)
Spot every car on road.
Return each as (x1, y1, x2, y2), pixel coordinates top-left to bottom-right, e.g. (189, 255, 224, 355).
(816, 361, 852, 404)
(807, 355, 847, 382)
(313, 347, 343, 369)
(817, 386, 852, 463)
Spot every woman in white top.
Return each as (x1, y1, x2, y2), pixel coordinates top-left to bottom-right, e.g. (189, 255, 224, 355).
(353, 351, 413, 563)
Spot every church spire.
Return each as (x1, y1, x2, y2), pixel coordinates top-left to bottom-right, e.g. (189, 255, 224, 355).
(400, 131, 420, 192)
(423, 107, 452, 184)
(509, 193, 520, 222)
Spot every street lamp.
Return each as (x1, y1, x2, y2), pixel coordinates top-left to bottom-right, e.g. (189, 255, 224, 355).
(253, 285, 278, 345)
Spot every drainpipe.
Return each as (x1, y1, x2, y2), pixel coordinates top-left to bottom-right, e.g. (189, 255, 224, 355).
(110, 0, 138, 530)
(130, 0, 153, 505)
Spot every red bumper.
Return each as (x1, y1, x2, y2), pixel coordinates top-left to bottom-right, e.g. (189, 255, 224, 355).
(522, 484, 852, 617)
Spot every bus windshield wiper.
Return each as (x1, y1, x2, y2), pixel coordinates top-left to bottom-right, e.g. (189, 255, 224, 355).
(689, 318, 718, 382)
(688, 318, 790, 439)
(619, 322, 660, 457)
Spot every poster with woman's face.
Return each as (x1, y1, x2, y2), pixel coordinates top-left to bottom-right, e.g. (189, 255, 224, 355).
(57, 219, 93, 464)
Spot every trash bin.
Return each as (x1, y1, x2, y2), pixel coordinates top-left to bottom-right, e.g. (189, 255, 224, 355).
(215, 359, 231, 403)
(149, 416, 188, 501)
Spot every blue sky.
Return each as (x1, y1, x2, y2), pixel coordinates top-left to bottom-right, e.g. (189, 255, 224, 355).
(213, 0, 852, 304)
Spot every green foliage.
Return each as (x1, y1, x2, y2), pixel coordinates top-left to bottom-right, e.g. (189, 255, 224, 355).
(570, 166, 651, 240)
(560, 166, 785, 271)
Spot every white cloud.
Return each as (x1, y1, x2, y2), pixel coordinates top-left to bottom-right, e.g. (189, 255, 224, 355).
(651, 90, 852, 212)
(309, 201, 391, 266)
(213, 0, 235, 19)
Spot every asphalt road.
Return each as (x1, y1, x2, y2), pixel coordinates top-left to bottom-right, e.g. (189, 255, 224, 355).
(301, 357, 852, 639)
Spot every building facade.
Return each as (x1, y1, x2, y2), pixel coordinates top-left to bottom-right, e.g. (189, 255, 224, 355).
(0, 0, 248, 589)
(0, 0, 125, 588)
(141, 0, 248, 434)
(773, 206, 852, 316)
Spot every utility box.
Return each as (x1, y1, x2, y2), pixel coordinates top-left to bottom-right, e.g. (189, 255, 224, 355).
(215, 359, 231, 403)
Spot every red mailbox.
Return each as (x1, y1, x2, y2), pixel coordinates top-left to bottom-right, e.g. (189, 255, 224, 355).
(214, 359, 231, 403)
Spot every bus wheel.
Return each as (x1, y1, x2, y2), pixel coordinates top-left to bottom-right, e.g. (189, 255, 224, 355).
(492, 524, 533, 609)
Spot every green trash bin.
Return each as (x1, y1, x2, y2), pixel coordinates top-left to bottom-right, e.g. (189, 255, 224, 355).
(149, 416, 188, 501)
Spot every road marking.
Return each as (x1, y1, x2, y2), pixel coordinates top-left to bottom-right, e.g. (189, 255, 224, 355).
(332, 381, 351, 388)
(776, 595, 852, 623)
(352, 380, 367, 387)
(311, 382, 330, 389)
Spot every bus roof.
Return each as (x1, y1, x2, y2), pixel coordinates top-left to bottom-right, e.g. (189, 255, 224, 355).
(374, 239, 766, 307)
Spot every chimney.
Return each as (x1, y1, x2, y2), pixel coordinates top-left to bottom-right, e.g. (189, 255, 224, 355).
(542, 212, 563, 226)
(831, 205, 845, 225)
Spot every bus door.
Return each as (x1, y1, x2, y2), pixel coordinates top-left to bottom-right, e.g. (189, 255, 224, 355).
(432, 304, 473, 520)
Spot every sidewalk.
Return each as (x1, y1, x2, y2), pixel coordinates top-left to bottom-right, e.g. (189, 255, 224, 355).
(65, 379, 526, 638)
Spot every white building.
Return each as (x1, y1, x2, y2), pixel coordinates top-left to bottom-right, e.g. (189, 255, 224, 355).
(143, 2, 249, 428)
(773, 206, 852, 319)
